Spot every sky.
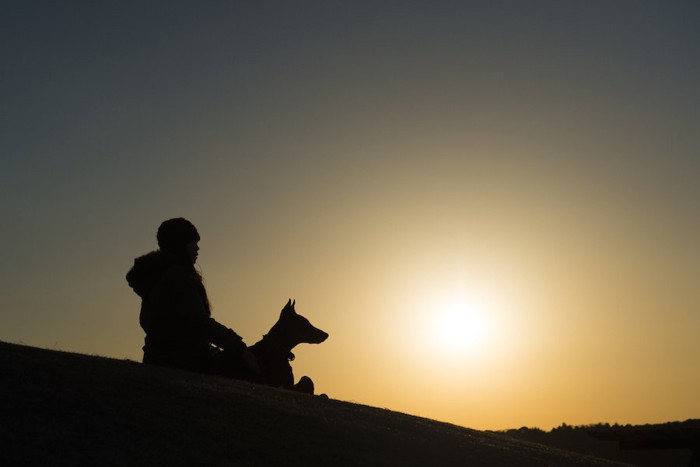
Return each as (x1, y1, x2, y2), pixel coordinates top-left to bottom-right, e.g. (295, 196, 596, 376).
(2, 1, 699, 431)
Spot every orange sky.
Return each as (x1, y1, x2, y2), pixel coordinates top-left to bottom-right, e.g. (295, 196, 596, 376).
(2, 2, 699, 430)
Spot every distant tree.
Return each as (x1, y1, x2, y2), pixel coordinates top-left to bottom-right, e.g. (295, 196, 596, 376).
(499, 420, 697, 467)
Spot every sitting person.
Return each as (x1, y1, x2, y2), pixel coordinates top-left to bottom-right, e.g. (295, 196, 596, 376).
(126, 218, 257, 375)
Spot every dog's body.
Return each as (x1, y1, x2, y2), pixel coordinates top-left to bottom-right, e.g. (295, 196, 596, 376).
(233, 300, 328, 394)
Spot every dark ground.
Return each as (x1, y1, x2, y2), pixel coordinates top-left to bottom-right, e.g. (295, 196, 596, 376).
(0, 341, 631, 466)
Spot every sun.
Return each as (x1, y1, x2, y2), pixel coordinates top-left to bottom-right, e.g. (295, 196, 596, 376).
(429, 294, 497, 359)
(390, 276, 516, 367)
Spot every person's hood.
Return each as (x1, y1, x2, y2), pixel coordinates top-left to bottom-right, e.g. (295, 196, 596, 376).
(126, 251, 171, 299)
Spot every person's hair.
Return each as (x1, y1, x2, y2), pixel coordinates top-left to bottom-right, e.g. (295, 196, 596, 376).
(157, 218, 200, 253)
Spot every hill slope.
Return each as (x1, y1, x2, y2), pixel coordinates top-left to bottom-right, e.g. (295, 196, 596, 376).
(0, 341, 630, 466)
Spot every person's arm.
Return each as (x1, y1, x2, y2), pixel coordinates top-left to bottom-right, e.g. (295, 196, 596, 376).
(206, 318, 246, 353)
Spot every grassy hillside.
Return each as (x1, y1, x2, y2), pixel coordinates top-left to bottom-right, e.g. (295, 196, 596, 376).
(0, 341, 630, 466)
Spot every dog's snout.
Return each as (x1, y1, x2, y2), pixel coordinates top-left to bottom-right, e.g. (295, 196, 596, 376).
(311, 329, 328, 344)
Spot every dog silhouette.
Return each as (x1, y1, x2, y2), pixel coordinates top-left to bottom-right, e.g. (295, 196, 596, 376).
(237, 299, 328, 394)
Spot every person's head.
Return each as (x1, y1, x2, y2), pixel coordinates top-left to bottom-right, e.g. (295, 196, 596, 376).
(157, 218, 200, 264)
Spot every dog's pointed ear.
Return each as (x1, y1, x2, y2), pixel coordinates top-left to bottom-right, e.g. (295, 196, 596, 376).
(281, 299, 297, 318)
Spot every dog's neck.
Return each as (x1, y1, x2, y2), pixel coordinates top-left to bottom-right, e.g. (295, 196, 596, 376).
(259, 331, 296, 361)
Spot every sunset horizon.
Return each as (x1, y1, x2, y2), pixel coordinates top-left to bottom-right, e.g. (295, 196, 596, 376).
(2, 1, 699, 432)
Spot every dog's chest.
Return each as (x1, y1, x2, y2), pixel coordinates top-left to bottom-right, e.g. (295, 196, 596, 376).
(253, 346, 294, 388)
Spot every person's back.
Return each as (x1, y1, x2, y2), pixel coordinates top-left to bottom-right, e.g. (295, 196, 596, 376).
(126, 218, 247, 372)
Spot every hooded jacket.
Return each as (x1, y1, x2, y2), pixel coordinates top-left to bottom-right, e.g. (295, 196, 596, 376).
(126, 251, 245, 372)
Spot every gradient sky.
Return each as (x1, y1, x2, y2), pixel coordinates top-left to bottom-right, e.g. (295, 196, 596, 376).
(2, 1, 699, 430)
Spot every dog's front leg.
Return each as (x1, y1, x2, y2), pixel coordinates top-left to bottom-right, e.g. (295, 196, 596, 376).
(292, 376, 315, 394)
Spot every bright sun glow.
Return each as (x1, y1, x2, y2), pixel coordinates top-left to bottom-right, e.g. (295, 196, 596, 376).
(431, 295, 494, 357)
(389, 272, 521, 369)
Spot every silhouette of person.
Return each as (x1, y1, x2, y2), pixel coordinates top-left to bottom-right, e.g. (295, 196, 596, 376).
(126, 218, 258, 375)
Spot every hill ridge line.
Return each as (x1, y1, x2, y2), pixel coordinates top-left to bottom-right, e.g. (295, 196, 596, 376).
(0, 341, 630, 466)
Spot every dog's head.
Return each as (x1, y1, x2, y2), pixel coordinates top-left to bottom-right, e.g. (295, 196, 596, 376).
(279, 299, 329, 345)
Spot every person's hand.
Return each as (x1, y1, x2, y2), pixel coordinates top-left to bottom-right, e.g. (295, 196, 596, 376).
(240, 349, 261, 376)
